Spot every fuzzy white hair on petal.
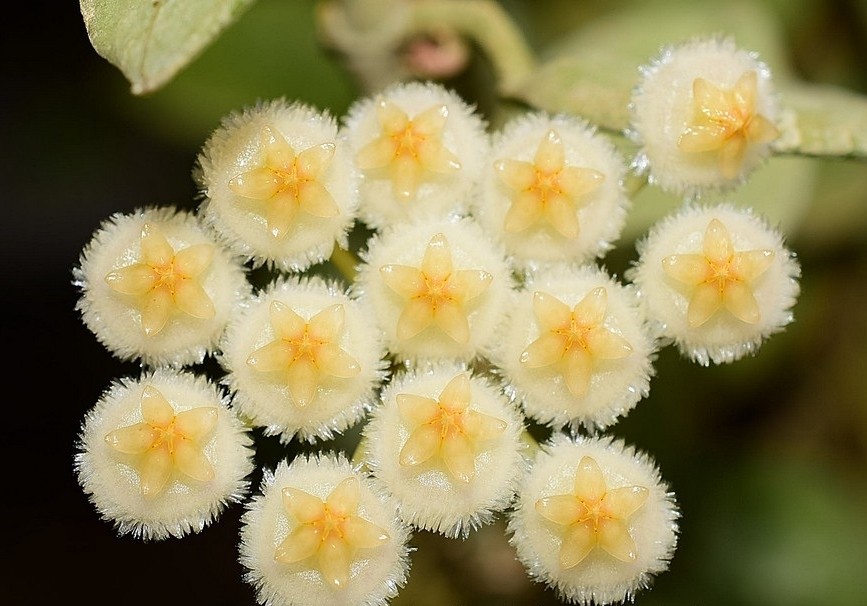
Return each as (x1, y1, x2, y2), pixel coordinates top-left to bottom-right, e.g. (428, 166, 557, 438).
(626, 202, 800, 365)
(362, 360, 530, 538)
(491, 263, 658, 432)
(507, 433, 679, 605)
(475, 111, 631, 269)
(195, 98, 360, 272)
(342, 80, 490, 229)
(239, 452, 412, 606)
(74, 368, 255, 540)
(219, 274, 389, 444)
(73, 206, 251, 367)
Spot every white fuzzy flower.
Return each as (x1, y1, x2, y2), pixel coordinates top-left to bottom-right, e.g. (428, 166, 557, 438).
(475, 112, 630, 269)
(352, 215, 514, 362)
(239, 452, 411, 606)
(342, 80, 489, 229)
(508, 433, 679, 605)
(73, 206, 251, 367)
(492, 264, 656, 432)
(627, 203, 800, 365)
(362, 360, 528, 538)
(629, 37, 780, 197)
(74, 368, 255, 540)
(219, 275, 388, 443)
(196, 98, 359, 272)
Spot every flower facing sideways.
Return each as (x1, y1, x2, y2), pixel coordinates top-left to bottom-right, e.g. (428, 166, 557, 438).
(629, 36, 779, 196)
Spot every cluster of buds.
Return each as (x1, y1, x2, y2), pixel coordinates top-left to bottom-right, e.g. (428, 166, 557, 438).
(73, 37, 799, 606)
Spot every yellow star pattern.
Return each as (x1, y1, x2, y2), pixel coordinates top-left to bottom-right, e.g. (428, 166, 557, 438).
(104, 385, 218, 496)
(494, 129, 604, 238)
(677, 70, 779, 179)
(275, 476, 390, 589)
(662, 218, 775, 327)
(379, 233, 492, 343)
(246, 301, 361, 407)
(356, 100, 461, 200)
(229, 125, 339, 238)
(520, 288, 632, 397)
(104, 222, 215, 336)
(536, 455, 648, 568)
(397, 373, 506, 483)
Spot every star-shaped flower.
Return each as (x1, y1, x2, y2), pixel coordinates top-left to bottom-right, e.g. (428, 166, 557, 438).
(275, 476, 390, 589)
(104, 222, 215, 336)
(662, 218, 775, 327)
(678, 70, 779, 179)
(397, 373, 506, 483)
(246, 301, 361, 407)
(104, 385, 218, 496)
(535, 455, 648, 568)
(520, 288, 633, 397)
(380, 233, 492, 343)
(494, 129, 604, 238)
(356, 100, 461, 200)
(229, 125, 339, 238)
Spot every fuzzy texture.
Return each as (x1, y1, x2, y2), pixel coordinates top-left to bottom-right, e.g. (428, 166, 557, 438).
(492, 264, 657, 432)
(73, 206, 251, 367)
(361, 360, 529, 538)
(475, 111, 630, 270)
(507, 433, 679, 605)
(74, 369, 255, 540)
(239, 452, 411, 606)
(626, 203, 801, 365)
(342, 80, 489, 229)
(195, 98, 359, 272)
(219, 275, 388, 443)
(628, 36, 779, 198)
(352, 214, 514, 362)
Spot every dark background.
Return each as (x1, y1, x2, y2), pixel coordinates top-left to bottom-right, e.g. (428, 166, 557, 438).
(3, 1, 866, 605)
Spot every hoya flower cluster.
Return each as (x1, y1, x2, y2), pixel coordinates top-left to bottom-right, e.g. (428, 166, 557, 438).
(73, 37, 800, 606)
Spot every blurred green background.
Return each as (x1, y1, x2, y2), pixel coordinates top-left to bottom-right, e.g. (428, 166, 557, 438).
(3, 1, 865, 604)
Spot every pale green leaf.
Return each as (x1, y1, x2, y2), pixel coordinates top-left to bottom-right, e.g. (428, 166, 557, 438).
(511, 0, 793, 132)
(80, 0, 257, 95)
(512, 0, 867, 159)
(774, 83, 867, 158)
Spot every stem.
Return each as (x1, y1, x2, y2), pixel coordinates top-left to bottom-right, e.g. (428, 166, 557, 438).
(329, 246, 360, 282)
(407, 0, 537, 94)
(625, 173, 648, 197)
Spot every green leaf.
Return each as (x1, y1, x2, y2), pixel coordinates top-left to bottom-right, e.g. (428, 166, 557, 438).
(511, 0, 794, 133)
(80, 0, 257, 95)
(509, 0, 867, 158)
(775, 82, 867, 158)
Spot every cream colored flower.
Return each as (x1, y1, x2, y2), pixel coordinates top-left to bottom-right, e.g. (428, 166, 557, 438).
(354, 215, 513, 362)
(74, 206, 251, 367)
(629, 37, 779, 196)
(476, 112, 630, 268)
(196, 98, 359, 271)
(627, 203, 800, 365)
(239, 453, 411, 606)
(362, 361, 528, 537)
(343, 80, 489, 229)
(220, 276, 387, 443)
(508, 433, 678, 605)
(75, 369, 254, 540)
(492, 264, 656, 432)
